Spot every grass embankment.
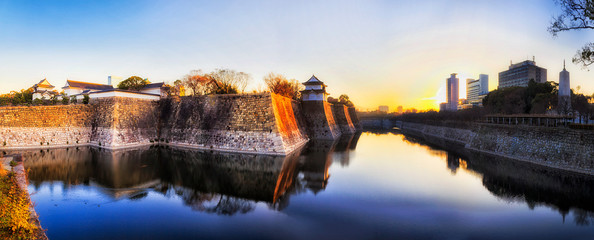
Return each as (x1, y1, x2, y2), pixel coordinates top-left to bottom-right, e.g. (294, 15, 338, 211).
(0, 161, 38, 240)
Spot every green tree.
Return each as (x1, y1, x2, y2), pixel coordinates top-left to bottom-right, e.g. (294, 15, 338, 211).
(338, 94, 354, 107)
(82, 95, 90, 104)
(118, 76, 149, 90)
(572, 92, 593, 123)
(61, 94, 69, 105)
(549, 0, 594, 68)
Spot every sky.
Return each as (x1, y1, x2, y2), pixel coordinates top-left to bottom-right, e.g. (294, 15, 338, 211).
(1, 0, 593, 111)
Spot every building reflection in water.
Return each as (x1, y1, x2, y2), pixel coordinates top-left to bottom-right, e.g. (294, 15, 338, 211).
(400, 132, 594, 226)
(17, 133, 361, 215)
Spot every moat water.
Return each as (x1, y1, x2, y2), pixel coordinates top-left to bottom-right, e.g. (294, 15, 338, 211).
(12, 132, 594, 239)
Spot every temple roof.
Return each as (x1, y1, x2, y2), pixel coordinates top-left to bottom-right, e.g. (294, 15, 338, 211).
(33, 79, 54, 88)
(63, 80, 114, 90)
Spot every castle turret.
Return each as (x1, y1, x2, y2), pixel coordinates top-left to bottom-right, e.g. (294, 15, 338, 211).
(300, 75, 328, 101)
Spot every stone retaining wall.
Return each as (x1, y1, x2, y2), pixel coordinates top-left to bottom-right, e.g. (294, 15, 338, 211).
(400, 122, 594, 175)
(90, 97, 159, 148)
(301, 101, 341, 140)
(0, 105, 93, 148)
(158, 93, 308, 155)
(0, 94, 362, 155)
(348, 107, 362, 130)
(331, 104, 356, 135)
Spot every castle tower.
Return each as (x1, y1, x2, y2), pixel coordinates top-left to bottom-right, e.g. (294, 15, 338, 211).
(300, 75, 328, 101)
(558, 61, 571, 114)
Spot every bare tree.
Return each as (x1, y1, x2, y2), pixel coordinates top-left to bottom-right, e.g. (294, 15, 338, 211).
(209, 68, 250, 94)
(263, 72, 302, 100)
(549, 0, 594, 68)
(182, 70, 211, 96)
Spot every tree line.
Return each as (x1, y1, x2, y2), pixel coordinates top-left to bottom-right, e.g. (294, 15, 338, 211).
(0, 69, 354, 107)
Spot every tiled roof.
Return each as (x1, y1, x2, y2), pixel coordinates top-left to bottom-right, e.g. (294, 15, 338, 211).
(143, 82, 165, 89)
(64, 80, 114, 90)
(33, 79, 55, 88)
(303, 75, 326, 85)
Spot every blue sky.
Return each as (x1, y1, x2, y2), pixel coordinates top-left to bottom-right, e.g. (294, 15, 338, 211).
(0, 0, 592, 110)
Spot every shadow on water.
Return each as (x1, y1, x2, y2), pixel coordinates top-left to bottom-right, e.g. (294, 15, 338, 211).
(395, 130, 594, 226)
(10, 133, 361, 215)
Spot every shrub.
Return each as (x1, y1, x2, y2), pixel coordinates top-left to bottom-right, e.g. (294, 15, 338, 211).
(9, 161, 17, 167)
(0, 173, 39, 239)
(61, 96, 69, 105)
(82, 95, 90, 104)
(70, 96, 77, 104)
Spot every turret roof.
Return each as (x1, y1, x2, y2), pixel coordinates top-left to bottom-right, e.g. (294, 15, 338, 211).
(303, 75, 326, 86)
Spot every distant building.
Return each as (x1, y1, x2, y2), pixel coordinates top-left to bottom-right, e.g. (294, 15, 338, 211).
(378, 105, 389, 113)
(32, 79, 56, 100)
(443, 73, 459, 111)
(63, 78, 167, 101)
(63, 80, 114, 96)
(397, 105, 403, 114)
(439, 103, 447, 112)
(558, 61, 571, 114)
(466, 74, 489, 106)
(498, 60, 547, 88)
(301, 75, 329, 101)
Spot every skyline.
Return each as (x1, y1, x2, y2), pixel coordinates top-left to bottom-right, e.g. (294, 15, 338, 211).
(1, 0, 594, 110)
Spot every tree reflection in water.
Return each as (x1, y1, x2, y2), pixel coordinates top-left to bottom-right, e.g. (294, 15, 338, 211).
(400, 131, 594, 226)
(11, 134, 360, 216)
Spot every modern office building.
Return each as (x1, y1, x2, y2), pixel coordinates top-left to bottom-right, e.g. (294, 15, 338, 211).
(466, 74, 489, 105)
(498, 60, 547, 88)
(558, 61, 571, 113)
(445, 73, 459, 111)
(378, 105, 389, 113)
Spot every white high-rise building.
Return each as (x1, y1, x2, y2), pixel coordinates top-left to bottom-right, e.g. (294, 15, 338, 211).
(558, 61, 571, 114)
(446, 73, 459, 111)
(466, 74, 489, 105)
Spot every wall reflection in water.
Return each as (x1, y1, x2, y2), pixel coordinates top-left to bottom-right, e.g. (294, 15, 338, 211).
(18, 133, 361, 215)
(400, 132, 594, 226)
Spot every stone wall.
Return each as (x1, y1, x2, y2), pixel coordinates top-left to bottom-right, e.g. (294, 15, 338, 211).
(0, 98, 160, 150)
(331, 104, 356, 135)
(0, 94, 364, 155)
(399, 122, 594, 175)
(0, 105, 93, 148)
(348, 107, 362, 130)
(301, 101, 341, 140)
(158, 93, 308, 155)
(90, 97, 159, 148)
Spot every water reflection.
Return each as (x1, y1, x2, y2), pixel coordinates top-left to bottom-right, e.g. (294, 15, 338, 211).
(400, 130, 594, 226)
(17, 134, 360, 216)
